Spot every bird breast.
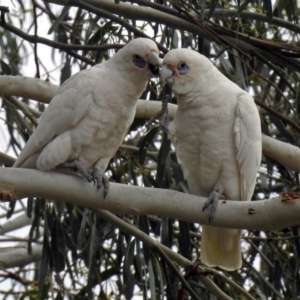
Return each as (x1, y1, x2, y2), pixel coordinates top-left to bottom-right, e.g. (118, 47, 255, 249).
(170, 99, 240, 198)
(68, 94, 136, 169)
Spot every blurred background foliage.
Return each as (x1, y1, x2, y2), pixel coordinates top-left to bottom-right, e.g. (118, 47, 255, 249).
(0, 0, 300, 299)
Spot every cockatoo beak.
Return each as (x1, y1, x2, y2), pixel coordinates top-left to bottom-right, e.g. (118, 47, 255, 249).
(161, 65, 174, 85)
(148, 51, 161, 77)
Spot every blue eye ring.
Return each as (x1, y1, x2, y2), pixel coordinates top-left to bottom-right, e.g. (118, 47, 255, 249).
(133, 54, 146, 68)
(177, 61, 189, 75)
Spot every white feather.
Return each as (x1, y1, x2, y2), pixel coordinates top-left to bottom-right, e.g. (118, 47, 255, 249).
(14, 38, 160, 176)
(164, 48, 262, 270)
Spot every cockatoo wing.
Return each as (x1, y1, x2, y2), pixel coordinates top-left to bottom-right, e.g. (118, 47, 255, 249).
(13, 69, 96, 168)
(14, 38, 161, 170)
(234, 94, 262, 201)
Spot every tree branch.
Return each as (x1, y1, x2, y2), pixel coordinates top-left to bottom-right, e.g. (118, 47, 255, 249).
(261, 135, 300, 170)
(255, 99, 300, 133)
(70, 0, 168, 53)
(0, 244, 42, 268)
(0, 75, 59, 103)
(0, 213, 32, 235)
(1, 75, 300, 173)
(0, 23, 97, 65)
(45, 0, 300, 34)
(43, 0, 300, 73)
(0, 21, 124, 52)
(0, 168, 300, 231)
(0, 152, 15, 167)
(93, 209, 233, 300)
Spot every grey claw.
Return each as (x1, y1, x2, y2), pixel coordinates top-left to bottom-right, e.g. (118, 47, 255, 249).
(91, 170, 109, 198)
(160, 112, 170, 133)
(57, 160, 109, 197)
(203, 189, 222, 222)
(57, 159, 93, 182)
(145, 85, 171, 132)
(102, 176, 109, 199)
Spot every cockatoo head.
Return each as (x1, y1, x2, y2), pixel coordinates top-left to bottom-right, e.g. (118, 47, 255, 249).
(161, 48, 213, 97)
(113, 38, 161, 79)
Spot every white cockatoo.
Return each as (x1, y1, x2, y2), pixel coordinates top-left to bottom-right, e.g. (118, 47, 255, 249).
(161, 48, 262, 270)
(13, 38, 161, 197)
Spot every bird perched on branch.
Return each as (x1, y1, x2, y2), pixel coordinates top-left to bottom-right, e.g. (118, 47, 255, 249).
(13, 38, 161, 197)
(161, 48, 261, 270)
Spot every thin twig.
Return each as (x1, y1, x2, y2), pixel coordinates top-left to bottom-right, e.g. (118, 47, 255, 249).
(91, 208, 232, 300)
(0, 23, 123, 54)
(255, 98, 300, 134)
(153, 246, 202, 300)
(70, 0, 168, 54)
(200, 268, 257, 300)
(32, 2, 40, 78)
(244, 260, 284, 299)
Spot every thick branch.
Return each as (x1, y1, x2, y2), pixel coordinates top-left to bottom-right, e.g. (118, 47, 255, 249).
(0, 168, 299, 231)
(262, 135, 300, 169)
(0, 152, 15, 167)
(0, 213, 32, 235)
(0, 75, 58, 103)
(1, 75, 300, 173)
(0, 244, 42, 268)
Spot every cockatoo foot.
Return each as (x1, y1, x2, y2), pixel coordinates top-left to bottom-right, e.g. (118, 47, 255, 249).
(57, 159, 93, 182)
(202, 189, 225, 222)
(91, 170, 109, 198)
(145, 85, 171, 132)
(57, 161, 109, 197)
(145, 109, 169, 132)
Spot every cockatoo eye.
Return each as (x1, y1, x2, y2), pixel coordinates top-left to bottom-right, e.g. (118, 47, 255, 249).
(177, 61, 189, 75)
(133, 54, 146, 68)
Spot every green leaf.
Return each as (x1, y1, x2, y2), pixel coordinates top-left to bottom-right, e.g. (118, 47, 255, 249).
(156, 131, 171, 187)
(39, 225, 50, 295)
(48, 6, 71, 35)
(77, 208, 89, 250)
(0, 59, 11, 75)
(138, 126, 159, 165)
(27, 197, 33, 219)
(6, 200, 16, 219)
(117, 233, 125, 266)
(88, 213, 97, 271)
(151, 252, 165, 300)
(160, 217, 172, 248)
(51, 218, 66, 273)
(148, 258, 156, 300)
(178, 221, 191, 260)
(100, 266, 120, 281)
(263, 0, 273, 18)
(88, 27, 108, 45)
(235, 0, 251, 16)
(123, 237, 136, 299)
(138, 216, 150, 265)
(232, 49, 246, 89)
(123, 238, 136, 285)
(208, 0, 218, 19)
(55, 292, 63, 300)
(60, 57, 71, 84)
